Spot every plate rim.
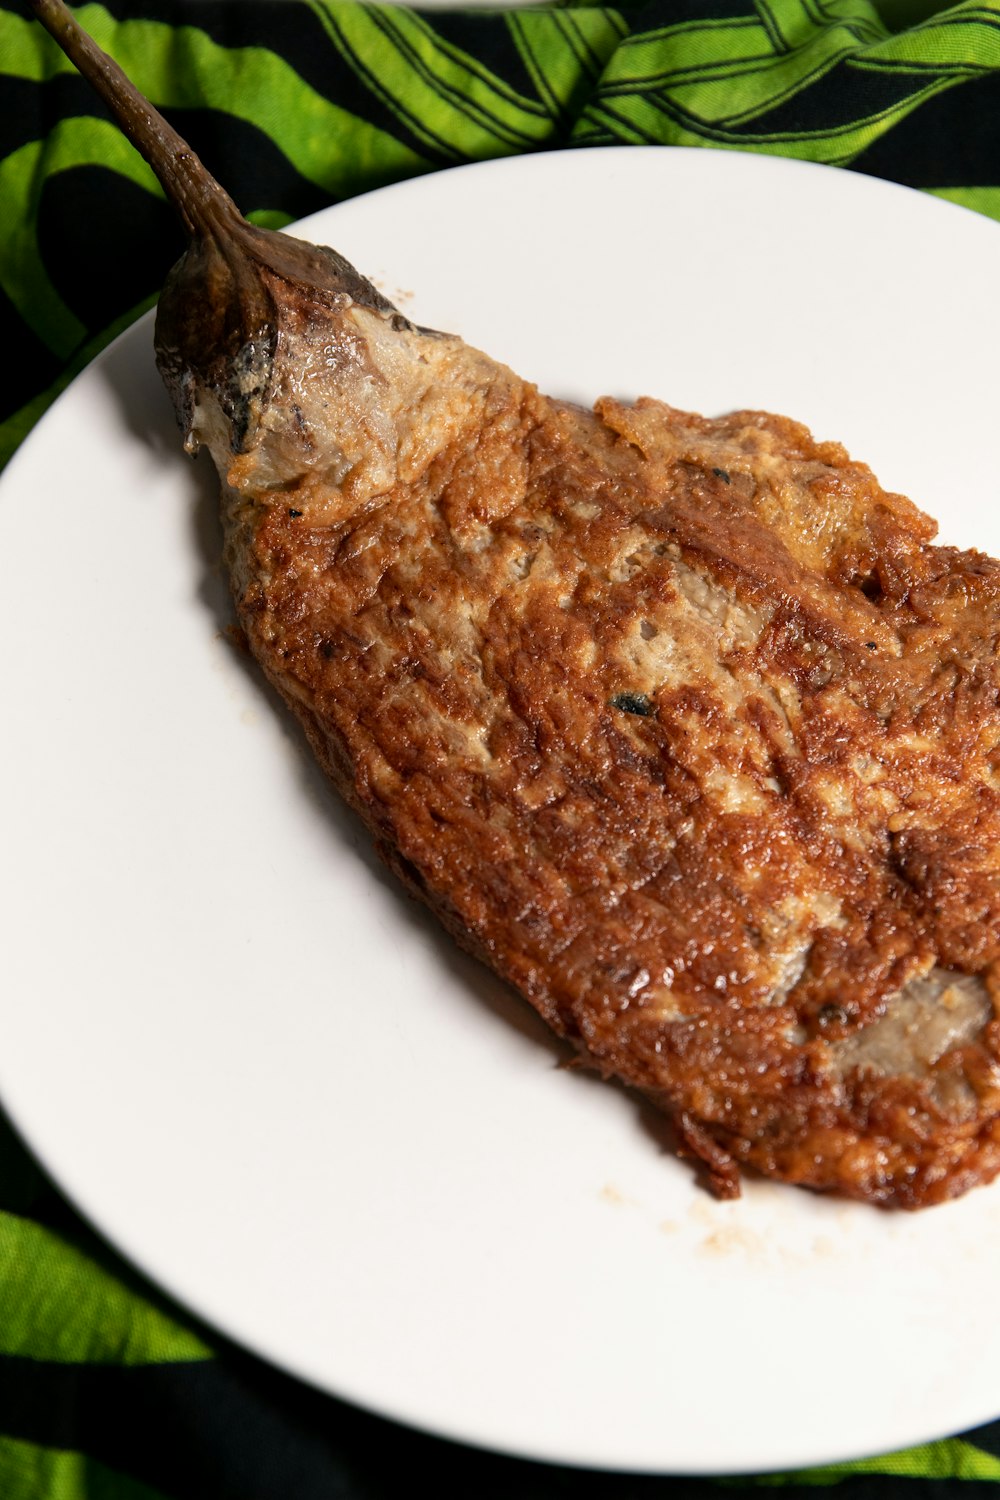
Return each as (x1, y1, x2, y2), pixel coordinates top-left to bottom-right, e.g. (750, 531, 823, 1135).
(3, 143, 1000, 1475)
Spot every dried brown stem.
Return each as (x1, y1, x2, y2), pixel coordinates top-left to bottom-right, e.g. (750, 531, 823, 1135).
(28, 0, 241, 239)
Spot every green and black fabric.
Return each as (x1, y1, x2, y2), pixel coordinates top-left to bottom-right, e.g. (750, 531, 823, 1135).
(4, 0, 1000, 1493)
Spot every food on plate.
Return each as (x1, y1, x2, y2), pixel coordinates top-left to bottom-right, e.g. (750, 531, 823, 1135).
(30, 0, 1000, 1206)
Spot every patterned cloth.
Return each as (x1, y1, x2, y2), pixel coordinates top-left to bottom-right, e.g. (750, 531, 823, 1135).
(4, 0, 1000, 1492)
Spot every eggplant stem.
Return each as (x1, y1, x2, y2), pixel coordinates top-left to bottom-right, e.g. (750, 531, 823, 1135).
(28, 0, 241, 239)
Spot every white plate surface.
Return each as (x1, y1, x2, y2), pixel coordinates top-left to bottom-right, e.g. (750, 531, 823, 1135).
(3, 148, 1000, 1475)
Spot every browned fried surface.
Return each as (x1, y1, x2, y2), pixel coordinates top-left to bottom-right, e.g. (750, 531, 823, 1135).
(214, 298, 1000, 1208)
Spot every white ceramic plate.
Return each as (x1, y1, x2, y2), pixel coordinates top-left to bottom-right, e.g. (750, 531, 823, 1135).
(3, 148, 1000, 1475)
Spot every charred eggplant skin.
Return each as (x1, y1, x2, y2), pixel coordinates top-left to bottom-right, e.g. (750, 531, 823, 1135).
(27, 0, 396, 453)
(156, 224, 398, 453)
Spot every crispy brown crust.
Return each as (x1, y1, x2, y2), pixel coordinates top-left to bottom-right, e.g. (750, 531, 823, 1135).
(220, 331, 1000, 1208)
(40, 0, 999, 1205)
